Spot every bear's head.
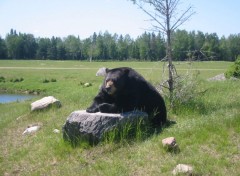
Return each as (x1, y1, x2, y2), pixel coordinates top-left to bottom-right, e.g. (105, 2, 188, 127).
(103, 68, 129, 95)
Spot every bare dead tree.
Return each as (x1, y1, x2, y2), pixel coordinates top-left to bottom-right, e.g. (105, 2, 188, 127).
(130, 0, 195, 108)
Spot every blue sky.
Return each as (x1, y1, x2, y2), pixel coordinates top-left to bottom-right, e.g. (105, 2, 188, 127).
(0, 0, 239, 39)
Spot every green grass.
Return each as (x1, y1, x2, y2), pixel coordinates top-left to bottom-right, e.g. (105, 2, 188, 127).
(0, 60, 239, 175)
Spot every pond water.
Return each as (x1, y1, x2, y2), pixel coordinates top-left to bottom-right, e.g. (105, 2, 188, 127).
(0, 94, 36, 104)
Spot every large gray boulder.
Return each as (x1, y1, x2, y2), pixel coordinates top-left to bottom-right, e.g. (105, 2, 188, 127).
(62, 110, 148, 144)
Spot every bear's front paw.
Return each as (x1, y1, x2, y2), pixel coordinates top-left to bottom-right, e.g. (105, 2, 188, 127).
(86, 107, 98, 113)
(98, 103, 117, 113)
(98, 103, 110, 113)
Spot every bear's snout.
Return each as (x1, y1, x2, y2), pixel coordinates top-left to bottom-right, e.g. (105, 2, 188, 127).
(105, 80, 116, 95)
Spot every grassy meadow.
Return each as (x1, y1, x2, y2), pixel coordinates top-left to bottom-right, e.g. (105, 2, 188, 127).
(0, 60, 239, 175)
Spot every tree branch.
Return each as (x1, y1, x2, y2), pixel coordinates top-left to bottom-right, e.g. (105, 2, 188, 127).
(133, 1, 167, 32)
(171, 6, 195, 30)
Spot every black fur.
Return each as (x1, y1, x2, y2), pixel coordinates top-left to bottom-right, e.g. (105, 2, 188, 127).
(86, 67, 167, 126)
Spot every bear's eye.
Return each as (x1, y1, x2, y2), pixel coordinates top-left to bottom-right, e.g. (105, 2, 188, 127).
(106, 78, 116, 84)
(106, 80, 113, 85)
(105, 79, 110, 84)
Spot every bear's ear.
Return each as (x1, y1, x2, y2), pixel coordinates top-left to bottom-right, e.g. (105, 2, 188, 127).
(105, 68, 110, 73)
(123, 68, 130, 75)
(96, 67, 108, 77)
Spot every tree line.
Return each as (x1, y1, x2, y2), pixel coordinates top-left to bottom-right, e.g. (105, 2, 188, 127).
(0, 29, 239, 61)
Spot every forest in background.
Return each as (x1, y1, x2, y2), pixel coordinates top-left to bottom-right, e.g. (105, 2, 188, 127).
(0, 29, 239, 61)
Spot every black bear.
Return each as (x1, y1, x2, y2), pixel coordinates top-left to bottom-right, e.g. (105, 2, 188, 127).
(86, 67, 167, 126)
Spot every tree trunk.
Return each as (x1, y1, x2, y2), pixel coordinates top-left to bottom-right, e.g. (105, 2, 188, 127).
(167, 30, 174, 107)
(166, 0, 174, 107)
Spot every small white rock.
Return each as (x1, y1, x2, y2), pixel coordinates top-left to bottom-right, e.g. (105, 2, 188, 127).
(22, 126, 41, 135)
(162, 137, 179, 152)
(53, 129, 60, 134)
(84, 83, 91, 87)
(96, 67, 107, 76)
(162, 137, 176, 147)
(172, 164, 193, 175)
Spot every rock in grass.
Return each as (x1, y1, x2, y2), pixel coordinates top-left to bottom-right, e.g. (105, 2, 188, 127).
(22, 125, 41, 135)
(96, 67, 107, 77)
(62, 110, 148, 144)
(207, 73, 226, 81)
(84, 82, 92, 87)
(162, 137, 179, 152)
(53, 129, 60, 134)
(172, 164, 193, 175)
(31, 96, 61, 111)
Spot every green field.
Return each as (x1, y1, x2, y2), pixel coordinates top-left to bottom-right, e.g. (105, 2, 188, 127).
(0, 60, 239, 175)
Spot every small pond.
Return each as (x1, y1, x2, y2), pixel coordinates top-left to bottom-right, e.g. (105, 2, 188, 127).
(0, 94, 36, 104)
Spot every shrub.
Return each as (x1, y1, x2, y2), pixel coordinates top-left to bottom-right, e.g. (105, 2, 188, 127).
(225, 57, 240, 79)
(172, 71, 201, 104)
(0, 76, 5, 83)
(10, 77, 24, 83)
(50, 78, 57, 82)
(158, 70, 206, 111)
(42, 79, 50, 83)
(43, 78, 57, 83)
